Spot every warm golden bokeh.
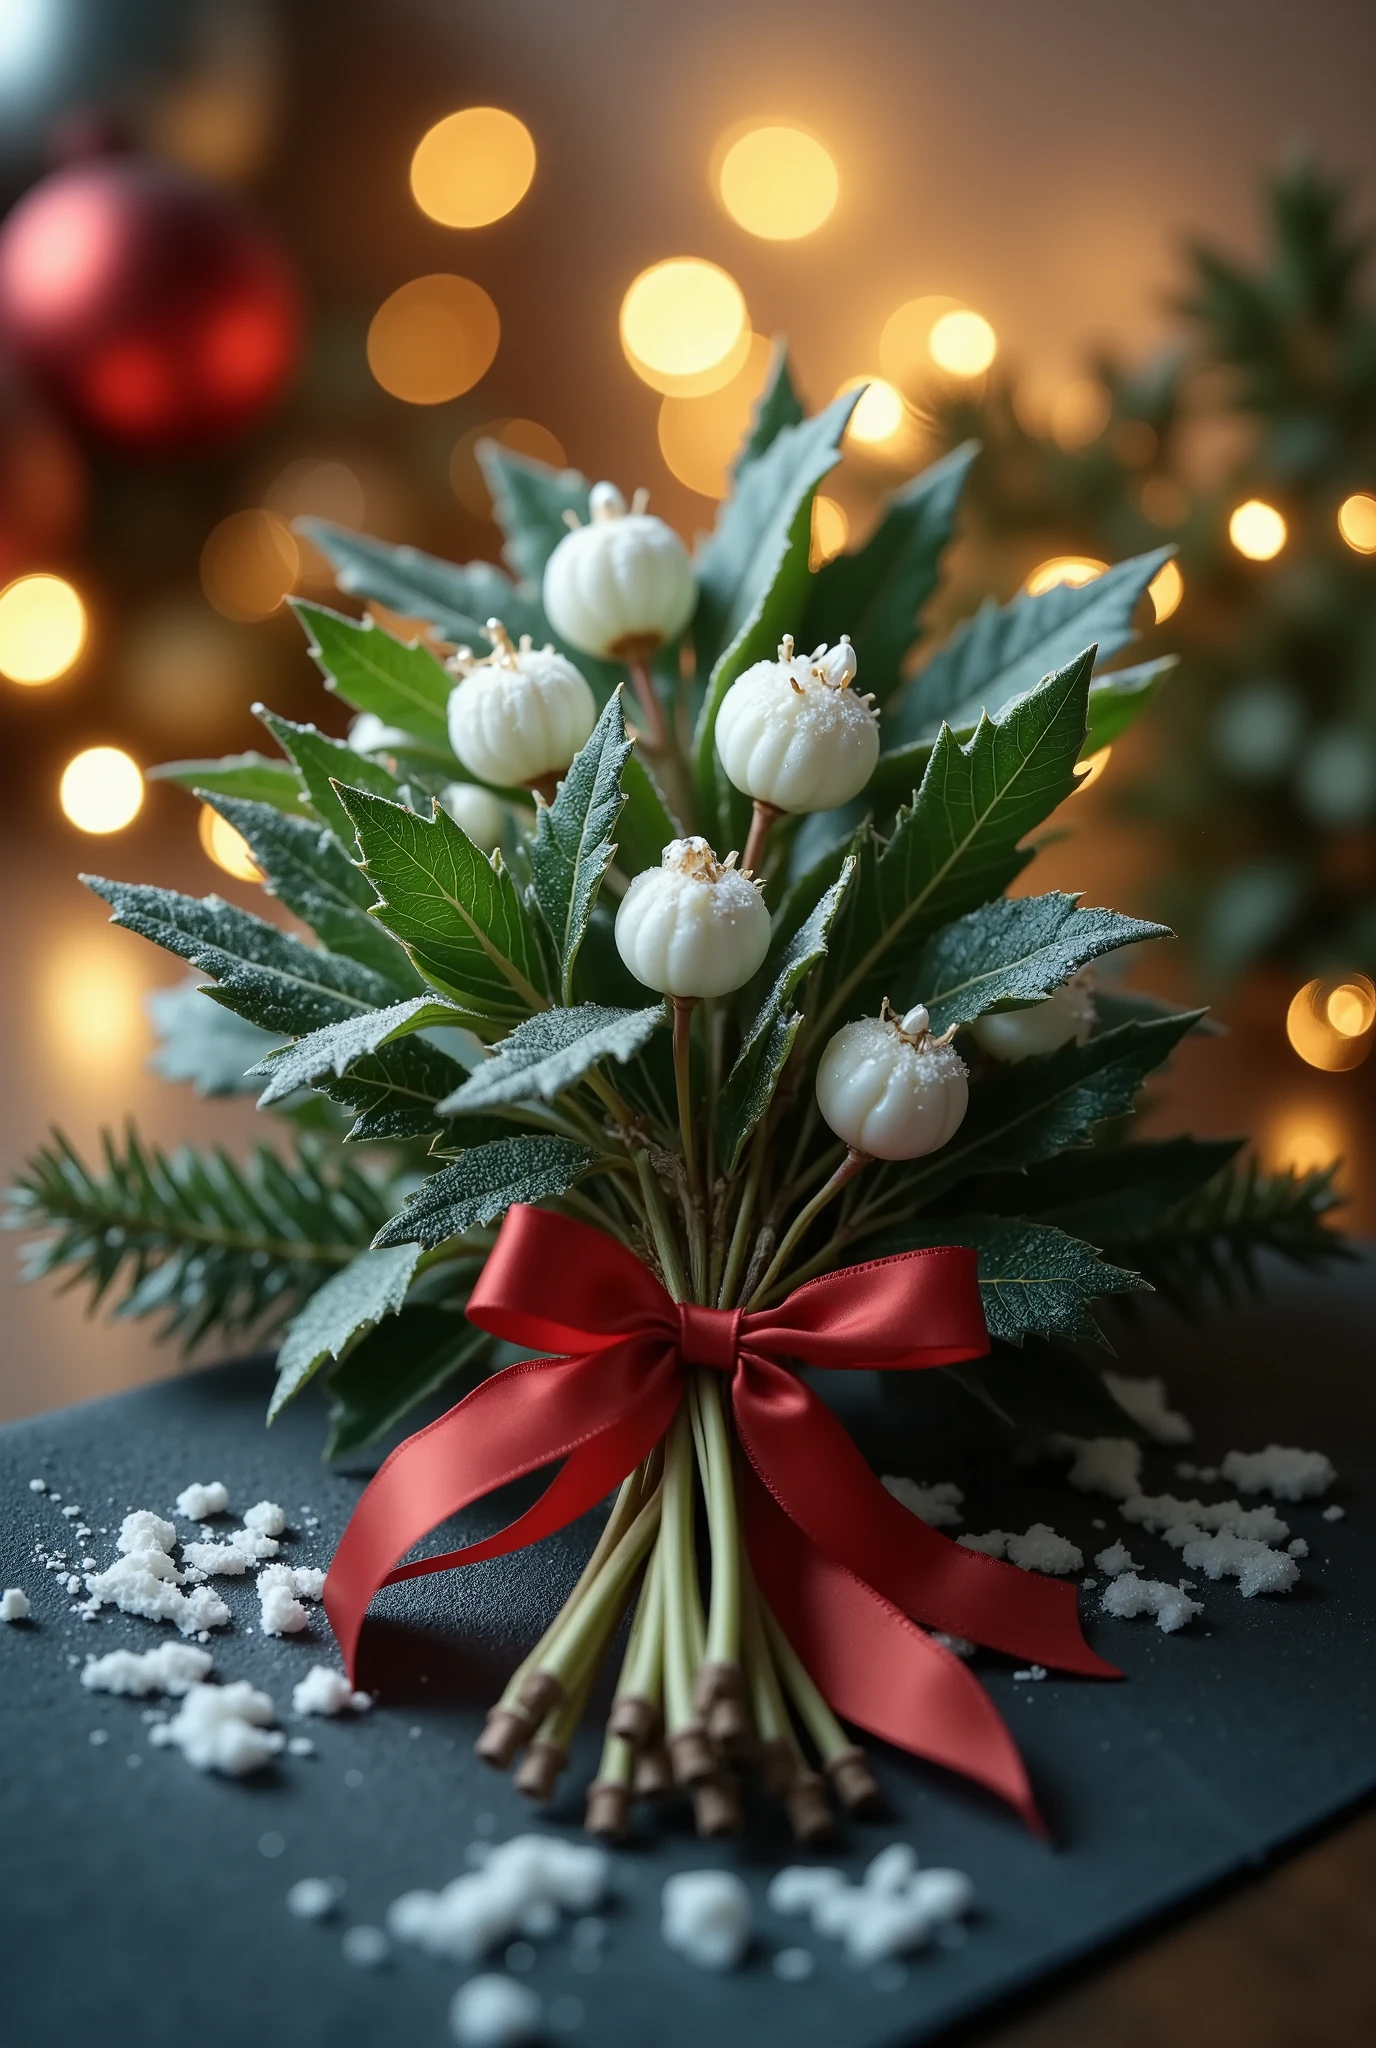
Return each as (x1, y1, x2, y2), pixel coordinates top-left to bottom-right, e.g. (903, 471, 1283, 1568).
(1025, 555, 1107, 596)
(878, 296, 963, 391)
(1337, 491, 1376, 554)
(1074, 745, 1112, 792)
(1049, 378, 1112, 450)
(409, 107, 536, 228)
(450, 419, 568, 519)
(1286, 975, 1376, 1072)
(198, 804, 264, 882)
(0, 573, 87, 685)
(58, 747, 144, 834)
(809, 495, 849, 567)
(38, 929, 150, 1079)
(928, 308, 997, 377)
(620, 259, 748, 396)
(1148, 559, 1185, 621)
(367, 275, 501, 404)
(1229, 498, 1287, 561)
(200, 509, 299, 622)
(842, 377, 908, 447)
(715, 124, 838, 240)
(1262, 1102, 1347, 1176)
(656, 335, 774, 497)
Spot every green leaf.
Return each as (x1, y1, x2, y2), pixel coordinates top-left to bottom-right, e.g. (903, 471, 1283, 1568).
(203, 793, 421, 992)
(270, 1242, 423, 1421)
(865, 1214, 1148, 1344)
(479, 442, 590, 587)
(251, 994, 473, 1107)
(979, 1135, 1244, 1240)
(809, 651, 1093, 1043)
(299, 519, 529, 647)
(619, 752, 681, 870)
(441, 1003, 664, 1113)
(730, 343, 804, 474)
(335, 786, 549, 1023)
(803, 442, 977, 703)
(530, 692, 631, 1000)
(915, 892, 1169, 1036)
(146, 979, 284, 1096)
(325, 1307, 493, 1458)
(294, 601, 455, 754)
(147, 752, 308, 814)
(316, 1044, 473, 1144)
(1083, 655, 1176, 756)
(373, 1136, 596, 1249)
(717, 858, 856, 1171)
(254, 708, 404, 847)
(85, 877, 397, 1038)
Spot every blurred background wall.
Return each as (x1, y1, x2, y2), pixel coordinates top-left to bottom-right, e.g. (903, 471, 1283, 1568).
(2, 0, 1374, 1418)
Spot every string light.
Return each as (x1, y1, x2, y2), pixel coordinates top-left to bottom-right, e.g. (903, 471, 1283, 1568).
(59, 747, 143, 833)
(1025, 556, 1107, 596)
(409, 108, 535, 227)
(620, 259, 747, 397)
(450, 418, 567, 519)
(198, 803, 262, 881)
(0, 572, 86, 684)
(928, 309, 997, 377)
(1285, 975, 1376, 1072)
(1337, 492, 1376, 554)
(367, 275, 500, 404)
(1149, 559, 1185, 621)
(656, 335, 773, 498)
(1229, 499, 1286, 561)
(879, 296, 962, 390)
(200, 509, 298, 622)
(810, 496, 849, 567)
(842, 378, 908, 447)
(715, 125, 837, 240)
(1074, 745, 1112, 792)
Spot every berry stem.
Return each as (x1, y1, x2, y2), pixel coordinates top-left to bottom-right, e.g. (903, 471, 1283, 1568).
(744, 1147, 871, 1309)
(743, 798, 783, 879)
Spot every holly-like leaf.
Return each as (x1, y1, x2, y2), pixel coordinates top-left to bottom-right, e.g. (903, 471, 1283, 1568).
(294, 601, 455, 755)
(335, 786, 548, 1024)
(530, 692, 631, 1000)
(85, 878, 396, 1038)
(717, 859, 856, 1172)
(617, 752, 680, 872)
(809, 650, 1093, 1045)
(441, 1003, 664, 1114)
(255, 708, 403, 848)
(299, 519, 529, 648)
(978, 1135, 1244, 1240)
(730, 344, 804, 475)
(146, 980, 285, 1097)
(803, 442, 978, 704)
(480, 442, 591, 587)
(1083, 655, 1176, 757)
(865, 1213, 1148, 1344)
(251, 994, 474, 1107)
(147, 752, 308, 813)
(915, 892, 1169, 1036)
(269, 1242, 423, 1421)
(317, 1043, 473, 1144)
(325, 1307, 493, 1459)
(373, 1136, 596, 1249)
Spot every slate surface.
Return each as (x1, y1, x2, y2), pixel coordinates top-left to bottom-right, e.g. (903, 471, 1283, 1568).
(1, 1254, 1372, 2048)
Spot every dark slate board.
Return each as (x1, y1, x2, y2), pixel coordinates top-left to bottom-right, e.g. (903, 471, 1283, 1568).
(1, 1254, 1372, 2048)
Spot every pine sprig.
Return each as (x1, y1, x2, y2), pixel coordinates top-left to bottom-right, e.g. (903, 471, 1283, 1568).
(5, 1127, 397, 1349)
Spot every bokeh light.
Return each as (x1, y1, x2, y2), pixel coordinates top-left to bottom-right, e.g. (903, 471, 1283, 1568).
(843, 378, 908, 447)
(1049, 379, 1111, 450)
(410, 108, 536, 228)
(879, 297, 962, 391)
(1149, 559, 1185, 622)
(0, 572, 86, 684)
(367, 275, 500, 405)
(1074, 745, 1112, 793)
(715, 125, 837, 240)
(1286, 975, 1376, 1072)
(265, 457, 366, 532)
(928, 309, 997, 377)
(1337, 492, 1376, 554)
(450, 418, 567, 519)
(1263, 1104, 1345, 1177)
(810, 496, 849, 568)
(200, 509, 299, 622)
(620, 259, 747, 397)
(59, 747, 143, 834)
(118, 601, 254, 744)
(39, 931, 148, 1078)
(657, 334, 774, 498)
(198, 803, 263, 881)
(1141, 475, 1190, 528)
(1025, 556, 1107, 596)
(1229, 499, 1287, 561)
(1111, 420, 1157, 466)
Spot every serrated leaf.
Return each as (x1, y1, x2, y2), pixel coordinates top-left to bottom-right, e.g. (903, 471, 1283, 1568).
(1083, 655, 1176, 756)
(318, 1042, 472, 1144)
(147, 752, 308, 813)
(530, 692, 631, 999)
(373, 1136, 596, 1249)
(325, 1306, 493, 1458)
(85, 877, 396, 1038)
(809, 651, 1093, 1044)
(270, 1243, 423, 1421)
(251, 994, 473, 1106)
(146, 979, 284, 1096)
(441, 1003, 664, 1114)
(730, 343, 804, 475)
(300, 519, 528, 647)
(335, 786, 548, 1023)
(717, 858, 855, 1171)
(803, 442, 977, 704)
(914, 893, 1169, 1035)
(255, 707, 403, 847)
(977, 1135, 1244, 1241)
(294, 600, 455, 754)
(618, 751, 680, 871)
(479, 442, 591, 587)
(865, 1214, 1147, 1344)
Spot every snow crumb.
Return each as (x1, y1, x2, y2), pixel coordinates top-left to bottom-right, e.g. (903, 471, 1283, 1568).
(1173, 1529, 1301, 1596)
(1322, 1505, 1346, 1523)
(767, 1868, 847, 1916)
(864, 1844, 918, 1894)
(929, 1630, 976, 1659)
(116, 1510, 177, 1557)
(1120, 1493, 1290, 1543)
(292, 1566, 326, 1602)
(83, 1552, 230, 1636)
(341, 1925, 389, 1971)
(257, 1564, 308, 1636)
(28, 1478, 46, 1493)
(808, 1857, 975, 1964)
(450, 1975, 542, 2046)
(388, 1836, 612, 1966)
(1100, 1574, 1203, 1633)
(183, 1528, 280, 1574)
(1095, 1541, 1140, 1578)
(287, 1878, 338, 1921)
(1287, 1538, 1309, 1558)
(881, 1476, 964, 1528)
(293, 1665, 371, 1717)
(62, 1504, 81, 1519)
(1081, 1577, 1098, 1590)
(662, 1870, 753, 1971)
(1065, 1437, 1144, 1501)
(1005, 1524, 1083, 1575)
(1103, 1372, 1193, 1444)
(1013, 1665, 1047, 1682)
(957, 1530, 1009, 1559)
(1, 1588, 31, 1622)
(1220, 1446, 1336, 1502)
(150, 1681, 283, 1775)
(81, 1644, 211, 1697)
(175, 1481, 229, 1520)
(288, 1735, 316, 1757)
(244, 1500, 287, 1537)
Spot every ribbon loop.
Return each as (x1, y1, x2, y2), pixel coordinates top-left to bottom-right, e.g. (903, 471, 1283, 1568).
(676, 1302, 741, 1372)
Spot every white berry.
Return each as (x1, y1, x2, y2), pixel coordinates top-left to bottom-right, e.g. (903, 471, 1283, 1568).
(438, 781, 507, 850)
(816, 1003, 969, 1160)
(542, 481, 695, 661)
(446, 622, 595, 788)
(615, 837, 770, 1000)
(716, 635, 879, 813)
(970, 977, 1096, 1062)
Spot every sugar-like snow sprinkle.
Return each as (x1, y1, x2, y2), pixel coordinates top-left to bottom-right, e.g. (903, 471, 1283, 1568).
(929, 1630, 976, 1659)
(174, 1481, 229, 1520)
(1171, 1528, 1300, 1596)
(1100, 1574, 1203, 1633)
(1102, 1371, 1193, 1444)
(1323, 1504, 1346, 1523)
(767, 1867, 848, 1917)
(1120, 1493, 1290, 1543)
(1013, 1665, 1047, 1682)
(1095, 1540, 1140, 1577)
(81, 1644, 211, 1696)
(661, 1870, 753, 1971)
(28, 1478, 46, 1493)
(1288, 1537, 1309, 1559)
(293, 1566, 326, 1601)
(1064, 1437, 1144, 1501)
(149, 1681, 283, 1775)
(450, 1975, 542, 2046)
(864, 1844, 918, 1894)
(292, 1665, 371, 1717)
(1219, 1445, 1336, 1502)
(116, 1510, 177, 1558)
(182, 1528, 280, 1575)
(244, 1500, 287, 1537)
(1005, 1524, 1083, 1575)
(286, 1878, 338, 1921)
(805, 1856, 975, 1964)
(881, 1476, 964, 1528)
(1, 1587, 31, 1621)
(388, 1836, 612, 1965)
(257, 1563, 308, 1636)
(956, 1530, 1009, 1559)
(83, 1552, 231, 1636)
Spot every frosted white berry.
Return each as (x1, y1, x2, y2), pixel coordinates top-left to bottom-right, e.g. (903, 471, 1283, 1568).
(347, 711, 410, 756)
(438, 781, 507, 850)
(816, 1002, 968, 1161)
(970, 976, 1096, 1062)
(446, 622, 596, 788)
(542, 482, 695, 660)
(716, 635, 879, 813)
(615, 837, 770, 1000)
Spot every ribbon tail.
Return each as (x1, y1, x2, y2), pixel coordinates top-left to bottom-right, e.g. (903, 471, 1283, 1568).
(745, 1475, 1045, 1835)
(324, 1342, 678, 1680)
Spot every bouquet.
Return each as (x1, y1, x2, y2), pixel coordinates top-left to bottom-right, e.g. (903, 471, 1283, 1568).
(9, 353, 1344, 1842)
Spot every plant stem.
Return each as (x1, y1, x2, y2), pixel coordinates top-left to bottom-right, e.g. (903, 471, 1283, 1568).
(660, 1406, 701, 1738)
(671, 997, 700, 1194)
(691, 1374, 741, 1669)
(740, 1565, 799, 1755)
(744, 1147, 871, 1309)
(718, 1124, 766, 1308)
(743, 799, 783, 879)
(633, 1149, 689, 1302)
(525, 1487, 663, 1694)
(758, 1586, 853, 1765)
(627, 657, 669, 753)
(613, 1538, 665, 1714)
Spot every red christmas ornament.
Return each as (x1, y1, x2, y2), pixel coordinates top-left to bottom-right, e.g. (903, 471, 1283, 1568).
(0, 357, 88, 583)
(0, 157, 301, 453)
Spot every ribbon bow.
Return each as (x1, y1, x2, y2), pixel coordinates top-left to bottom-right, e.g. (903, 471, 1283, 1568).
(325, 1206, 1117, 1831)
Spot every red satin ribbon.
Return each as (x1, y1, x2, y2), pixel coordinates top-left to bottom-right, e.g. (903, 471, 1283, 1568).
(325, 1206, 1118, 1831)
